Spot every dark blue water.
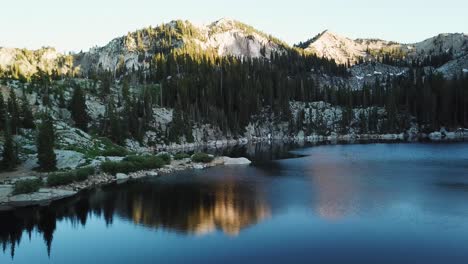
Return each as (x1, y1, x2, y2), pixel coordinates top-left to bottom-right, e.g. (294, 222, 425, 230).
(2, 142, 468, 264)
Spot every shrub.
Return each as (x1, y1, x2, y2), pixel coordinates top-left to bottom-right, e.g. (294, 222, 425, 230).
(47, 172, 75, 187)
(126, 155, 166, 170)
(47, 167, 95, 187)
(101, 161, 135, 175)
(174, 153, 190, 160)
(13, 178, 43, 195)
(191, 153, 214, 163)
(101, 155, 166, 175)
(75, 167, 95, 181)
(101, 146, 128, 157)
(157, 153, 172, 164)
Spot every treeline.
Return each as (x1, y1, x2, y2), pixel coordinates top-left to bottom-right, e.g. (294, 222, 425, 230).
(328, 70, 468, 132)
(358, 48, 454, 68)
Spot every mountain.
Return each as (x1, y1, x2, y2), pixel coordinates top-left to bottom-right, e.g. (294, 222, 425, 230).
(0, 18, 291, 79)
(75, 18, 290, 73)
(1, 19, 466, 81)
(298, 30, 468, 66)
(0, 47, 75, 80)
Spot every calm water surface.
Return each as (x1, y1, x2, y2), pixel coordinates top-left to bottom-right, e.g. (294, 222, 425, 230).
(1, 142, 468, 264)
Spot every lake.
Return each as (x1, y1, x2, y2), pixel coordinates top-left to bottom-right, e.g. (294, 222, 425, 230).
(1, 142, 468, 264)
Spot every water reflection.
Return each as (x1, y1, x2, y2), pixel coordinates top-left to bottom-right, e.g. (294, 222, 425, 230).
(0, 169, 270, 257)
(309, 163, 358, 220)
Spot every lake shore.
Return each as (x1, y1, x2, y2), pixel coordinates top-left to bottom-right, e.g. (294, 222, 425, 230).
(0, 156, 251, 211)
(1, 129, 466, 212)
(156, 129, 468, 151)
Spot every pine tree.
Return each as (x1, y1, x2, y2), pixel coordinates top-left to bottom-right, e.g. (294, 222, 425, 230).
(0, 93, 6, 131)
(37, 114, 56, 171)
(21, 95, 35, 129)
(1, 118, 18, 171)
(120, 99, 131, 139)
(100, 72, 112, 97)
(107, 102, 123, 144)
(7, 89, 20, 135)
(168, 107, 184, 143)
(69, 86, 89, 132)
(122, 79, 130, 103)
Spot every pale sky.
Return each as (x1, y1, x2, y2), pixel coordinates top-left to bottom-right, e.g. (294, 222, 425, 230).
(1, 0, 467, 52)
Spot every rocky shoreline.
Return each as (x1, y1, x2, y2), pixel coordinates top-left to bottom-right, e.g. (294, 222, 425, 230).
(0, 156, 251, 211)
(1, 128, 467, 212)
(156, 128, 468, 151)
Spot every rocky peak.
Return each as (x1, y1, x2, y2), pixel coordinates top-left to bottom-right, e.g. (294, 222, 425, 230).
(210, 18, 239, 29)
(413, 33, 468, 58)
(302, 30, 366, 65)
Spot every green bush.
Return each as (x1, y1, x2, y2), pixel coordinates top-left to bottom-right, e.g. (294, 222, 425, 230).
(157, 153, 172, 164)
(47, 167, 95, 187)
(13, 178, 43, 195)
(47, 172, 75, 187)
(191, 153, 214, 163)
(101, 161, 135, 175)
(101, 146, 128, 157)
(101, 155, 166, 175)
(174, 153, 190, 160)
(124, 155, 165, 167)
(75, 167, 95, 181)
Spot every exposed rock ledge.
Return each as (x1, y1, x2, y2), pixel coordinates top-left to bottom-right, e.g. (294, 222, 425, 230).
(0, 156, 251, 211)
(0, 186, 76, 211)
(223, 157, 252, 165)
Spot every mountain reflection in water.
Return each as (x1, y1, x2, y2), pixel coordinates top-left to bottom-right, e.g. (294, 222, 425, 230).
(0, 165, 272, 257)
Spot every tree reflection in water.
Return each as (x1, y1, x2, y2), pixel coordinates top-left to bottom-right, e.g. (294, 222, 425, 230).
(0, 169, 270, 258)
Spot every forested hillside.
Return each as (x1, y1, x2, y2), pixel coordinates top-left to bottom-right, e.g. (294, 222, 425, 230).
(0, 18, 467, 174)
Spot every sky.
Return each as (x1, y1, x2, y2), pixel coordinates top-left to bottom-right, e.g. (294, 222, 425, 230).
(1, 0, 467, 53)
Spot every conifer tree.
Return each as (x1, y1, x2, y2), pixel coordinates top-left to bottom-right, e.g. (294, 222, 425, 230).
(21, 95, 35, 129)
(120, 99, 132, 140)
(122, 79, 130, 103)
(107, 101, 123, 144)
(0, 93, 6, 131)
(37, 114, 56, 171)
(7, 89, 19, 135)
(69, 86, 89, 132)
(168, 107, 184, 143)
(100, 72, 112, 97)
(1, 119, 18, 171)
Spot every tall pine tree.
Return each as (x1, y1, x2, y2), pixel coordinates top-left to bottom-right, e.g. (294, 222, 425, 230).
(21, 95, 35, 129)
(37, 114, 56, 171)
(70, 86, 89, 132)
(0, 93, 5, 131)
(1, 118, 18, 171)
(7, 89, 20, 135)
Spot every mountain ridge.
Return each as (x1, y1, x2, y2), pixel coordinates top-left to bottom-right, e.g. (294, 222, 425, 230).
(0, 18, 467, 81)
(299, 30, 468, 65)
